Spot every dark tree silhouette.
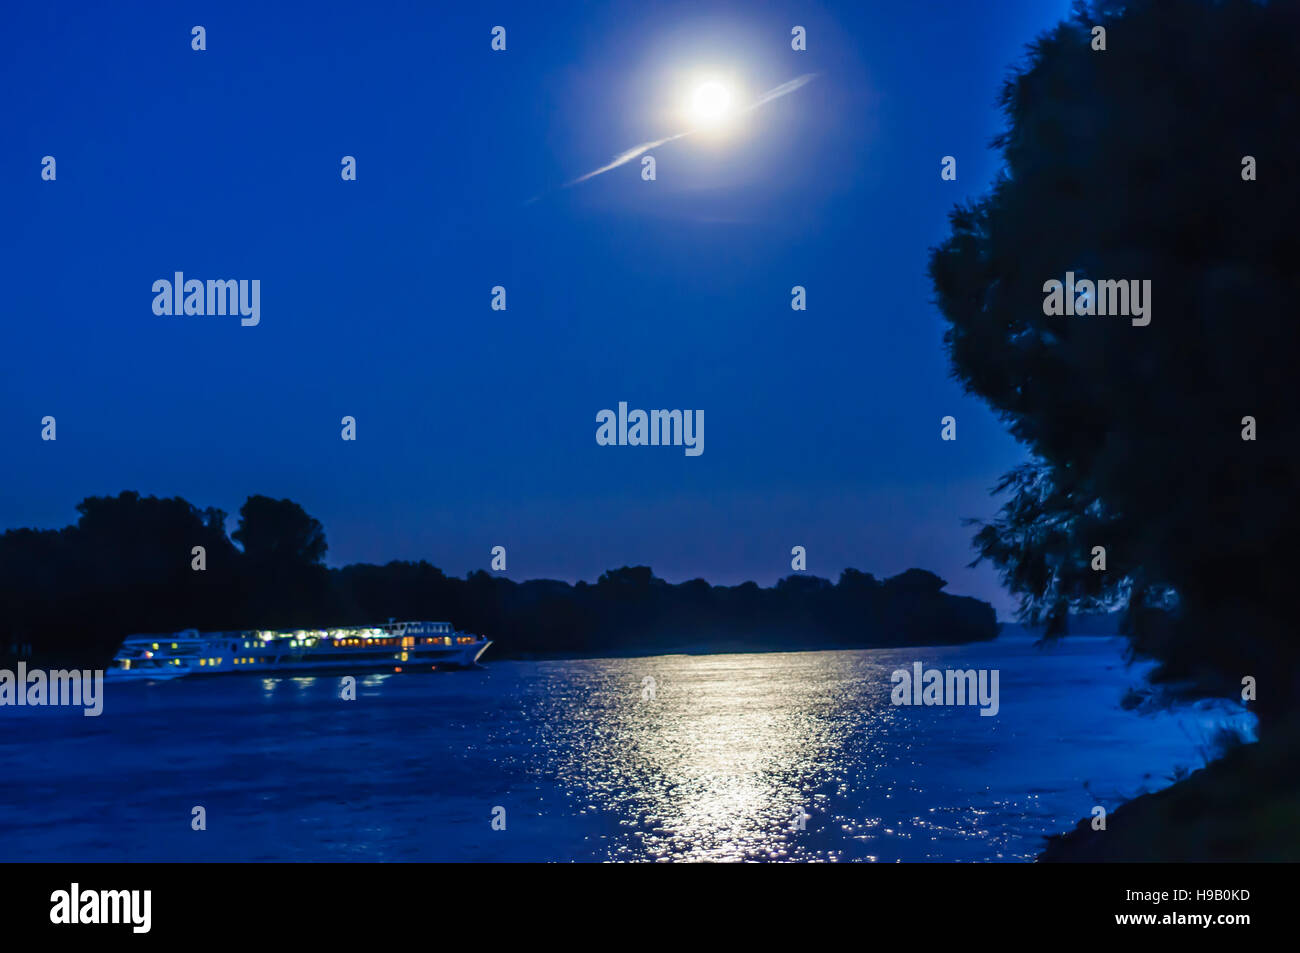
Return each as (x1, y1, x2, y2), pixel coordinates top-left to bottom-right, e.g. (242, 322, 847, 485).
(0, 492, 240, 662)
(0, 492, 998, 665)
(928, 0, 1300, 732)
(230, 495, 331, 628)
(232, 495, 327, 567)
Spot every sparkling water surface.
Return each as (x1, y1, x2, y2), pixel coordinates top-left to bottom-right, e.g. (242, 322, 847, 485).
(0, 635, 1250, 861)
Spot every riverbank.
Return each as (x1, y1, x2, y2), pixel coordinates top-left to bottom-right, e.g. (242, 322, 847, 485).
(489, 631, 1004, 663)
(1039, 726, 1299, 862)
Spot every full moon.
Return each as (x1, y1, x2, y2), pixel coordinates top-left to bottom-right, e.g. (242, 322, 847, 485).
(688, 80, 733, 127)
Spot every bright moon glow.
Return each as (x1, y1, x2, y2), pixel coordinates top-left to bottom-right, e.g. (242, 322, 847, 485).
(549, 73, 815, 197)
(688, 81, 733, 126)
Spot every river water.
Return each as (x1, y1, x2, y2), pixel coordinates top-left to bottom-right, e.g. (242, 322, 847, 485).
(0, 634, 1251, 861)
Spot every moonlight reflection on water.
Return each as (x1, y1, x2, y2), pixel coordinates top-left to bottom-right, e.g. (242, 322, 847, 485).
(0, 638, 1250, 862)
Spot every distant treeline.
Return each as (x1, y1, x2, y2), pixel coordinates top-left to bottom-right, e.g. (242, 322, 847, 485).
(0, 492, 997, 665)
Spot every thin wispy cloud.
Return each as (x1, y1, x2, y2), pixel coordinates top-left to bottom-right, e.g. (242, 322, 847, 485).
(529, 73, 818, 203)
(741, 72, 817, 113)
(569, 132, 693, 186)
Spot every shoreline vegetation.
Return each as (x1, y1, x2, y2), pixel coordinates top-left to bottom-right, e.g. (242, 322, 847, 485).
(0, 491, 998, 669)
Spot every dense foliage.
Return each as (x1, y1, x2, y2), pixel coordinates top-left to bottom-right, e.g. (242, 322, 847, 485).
(928, 0, 1300, 729)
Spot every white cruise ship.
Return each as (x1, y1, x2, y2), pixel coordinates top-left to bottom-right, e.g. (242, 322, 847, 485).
(107, 621, 491, 681)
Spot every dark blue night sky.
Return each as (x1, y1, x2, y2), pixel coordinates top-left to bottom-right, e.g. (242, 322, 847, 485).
(2, 1, 1076, 615)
